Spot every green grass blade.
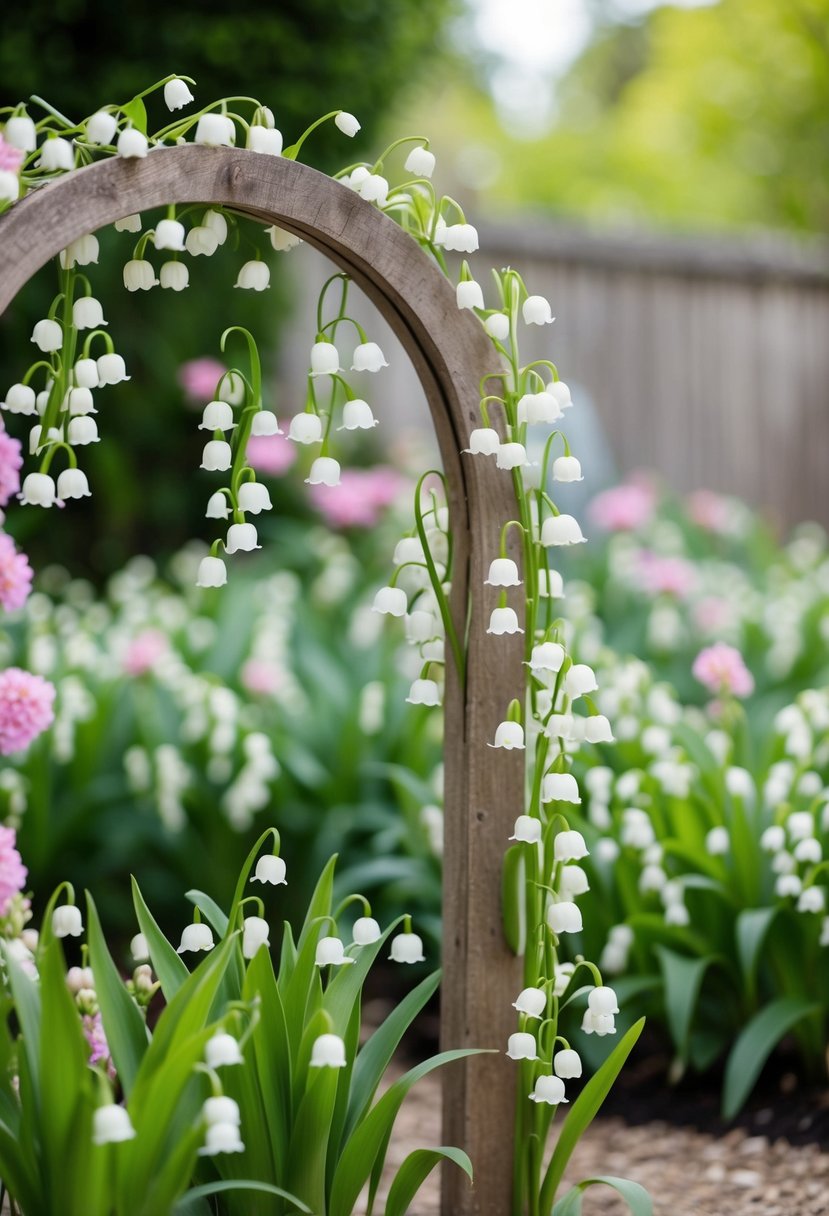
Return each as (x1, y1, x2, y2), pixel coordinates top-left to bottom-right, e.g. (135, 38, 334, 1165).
(384, 1147, 472, 1216)
(131, 875, 189, 998)
(655, 947, 716, 1064)
(185, 888, 230, 937)
(722, 997, 820, 1119)
(552, 1176, 653, 1216)
(540, 1018, 645, 1216)
(1, 942, 41, 1089)
(502, 844, 526, 956)
(174, 1179, 311, 1213)
(86, 892, 150, 1095)
(735, 907, 778, 997)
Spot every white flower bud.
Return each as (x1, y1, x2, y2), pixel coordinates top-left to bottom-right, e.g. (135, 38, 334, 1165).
(117, 127, 148, 159)
(164, 78, 195, 111)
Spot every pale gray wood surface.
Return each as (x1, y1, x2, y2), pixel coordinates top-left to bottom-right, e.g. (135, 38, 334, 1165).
(0, 148, 524, 1215)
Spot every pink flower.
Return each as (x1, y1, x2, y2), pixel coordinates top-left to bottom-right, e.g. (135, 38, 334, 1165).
(241, 659, 283, 696)
(83, 1012, 116, 1079)
(692, 643, 754, 699)
(693, 597, 732, 634)
(177, 357, 227, 404)
(0, 533, 32, 612)
(635, 550, 697, 599)
(0, 668, 56, 754)
(589, 480, 657, 532)
(123, 629, 168, 676)
(0, 136, 25, 174)
(309, 466, 407, 529)
(246, 433, 297, 476)
(0, 826, 27, 916)
(687, 490, 732, 534)
(0, 430, 23, 508)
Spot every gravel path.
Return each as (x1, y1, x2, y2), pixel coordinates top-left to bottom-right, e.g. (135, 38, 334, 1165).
(363, 1070, 829, 1216)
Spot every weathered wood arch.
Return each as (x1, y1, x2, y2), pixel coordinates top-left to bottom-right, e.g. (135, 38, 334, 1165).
(0, 146, 524, 1215)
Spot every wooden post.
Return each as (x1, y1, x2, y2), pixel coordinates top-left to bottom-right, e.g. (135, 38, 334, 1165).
(0, 148, 525, 1215)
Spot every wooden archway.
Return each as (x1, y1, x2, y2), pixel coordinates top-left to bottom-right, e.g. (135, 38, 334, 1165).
(0, 146, 524, 1215)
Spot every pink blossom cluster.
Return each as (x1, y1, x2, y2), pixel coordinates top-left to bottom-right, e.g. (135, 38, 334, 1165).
(309, 466, 406, 529)
(0, 826, 27, 916)
(83, 1012, 116, 1079)
(0, 667, 56, 755)
(0, 533, 33, 612)
(692, 642, 754, 699)
(0, 135, 25, 173)
(635, 550, 697, 599)
(241, 659, 284, 697)
(246, 433, 297, 476)
(687, 490, 733, 534)
(589, 478, 657, 532)
(123, 629, 168, 676)
(177, 357, 228, 404)
(0, 429, 23, 508)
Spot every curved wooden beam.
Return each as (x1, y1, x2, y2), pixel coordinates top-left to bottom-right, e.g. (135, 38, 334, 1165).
(0, 147, 524, 1216)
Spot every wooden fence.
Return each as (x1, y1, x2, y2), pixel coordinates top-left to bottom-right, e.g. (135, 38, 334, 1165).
(282, 221, 829, 531)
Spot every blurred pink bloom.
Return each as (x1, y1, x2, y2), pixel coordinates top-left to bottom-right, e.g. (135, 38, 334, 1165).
(0, 668, 56, 754)
(241, 659, 283, 696)
(246, 433, 297, 476)
(635, 551, 697, 599)
(693, 597, 732, 634)
(123, 629, 168, 676)
(83, 1012, 116, 1079)
(309, 466, 407, 529)
(0, 430, 23, 508)
(687, 490, 733, 534)
(0, 826, 27, 916)
(0, 533, 32, 612)
(589, 480, 657, 532)
(0, 136, 25, 173)
(692, 642, 754, 699)
(177, 357, 227, 404)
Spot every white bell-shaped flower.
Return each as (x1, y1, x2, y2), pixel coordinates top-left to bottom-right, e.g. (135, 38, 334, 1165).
(164, 78, 194, 110)
(247, 125, 283, 155)
(235, 261, 270, 291)
(117, 127, 148, 159)
(288, 413, 323, 444)
(130, 933, 149, 962)
(251, 854, 287, 885)
(351, 341, 388, 372)
(509, 815, 542, 843)
(352, 916, 382, 945)
(554, 829, 589, 860)
(38, 136, 75, 171)
(485, 558, 521, 587)
(237, 482, 273, 515)
(199, 210, 228, 245)
(195, 113, 235, 147)
(114, 213, 142, 233)
(202, 1096, 241, 1127)
(484, 313, 510, 340)
(406, 678, 441, 706)
(404, 145, 436, 177)
(60, 235, 99, 268)
(512, 987, 546, 1018)
(550, 381, 572, 409)
(584, 715, 614, 743)
(463, 428, 500, 455)
(199, 1122, 245, 1155)
(490, 721, 525, 750)
(529, 1075, 567, 1104)
(373, 586, 407, 616)
(2, 383, 37, 414)
(340, 398, 378, 430)
(541, 514, 586, 546)
(394, 536, 425, 565)
(268, 225, 302, 251)
(57, 468, 91, 500)
(566, 664, 598, 698)
(201, 440, 232, 471)
(440, 223, 479, 252)
(0, 173, 19, 202)
(306, 457, 340, 486)
(542, 774, 581, 806)
(97, 353, 130, 385)
(552, 455, 583, 482)
(186, 226, 220, 257)
(496, 443, 529, 470)
(86, 111, 118, 144)
(538, 568, 564, 598)
(547, 901, 583, 934)
(153, 219, 186, 252)
(554, 1050, 583, 1081)
(92, 1104, 136, 1145)
(310, 1034, 348, 1068)
(5, 115, 37, 151)
(20, 472, 57, 507)
(505, 1032, 537, 1061)
(205, 1033, 243, 1068)
(196, 556, 228, 588)
(242, 915, 270, 959)
(123, 260, 158, 291)
(357, 173, 388, 205)
(315, 936, 354, 967)
(177, 922, 214, 953)
(798, 886, 825, 914)
(68, 386, 95, 415)
(456, 280, 484, 310)
(760, 825, 785, 853)
(588, 986, 619, 1015)
(560, 865, 590, 898)
(200, 400, 235, 431)
(160, 261, 189, 291)
(706, 826, 730, 856)
(310, 341, 340, 376)
(794, 837, 822, 864)
(527, 642, 565, 672)
(517, 392, 562, 425)
(31, 319, 62, 352)
(405, 610, 440, 643)
(487, 607, 523, 636)
(72, 297, 106, 330)
(335, 111, 361, 137)
(226, 523, 260, 554)
(250, 410, 281, 436)
(582, 1009, 616, 1036)
(522, 295, 554, 325)
(52, 904, 83, 937)
(389, 931, 425, 963)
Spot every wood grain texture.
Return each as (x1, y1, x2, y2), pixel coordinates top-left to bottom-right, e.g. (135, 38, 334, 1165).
(0, 147, 524, 1215)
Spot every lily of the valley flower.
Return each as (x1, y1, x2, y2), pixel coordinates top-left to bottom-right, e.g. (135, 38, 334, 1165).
(529, 1075, 567, 1104)
(512, 987, 546, 1018)
(553, 829, 589, 860)
(92, 1104, 136, 1145)
(52, 904, 83, 938)
(311, 1033, 348, 1067)
(225, 522, 260, 554)
(72, 297, 106, 329)
(339, 398, 378, 429)
(196, 555, 227, 588)
(509, 814, 541, 843)
(464, 428, 500, 455)
(20, 472, 57, 507)
(38, 136, 74, 171)
(195, 113, 236, 147)
(552, 455, 583, 482)
(389, 931, 425, 963)
(487, 607, 523, 635)
(541, 514, 586, 546)
(485, 558, 521, 587)
(352, 916, 382, 945)
(334, 112, 361, 137)
(237, 481, 273, 514)
(522, 294, 554, 325)
(204, 1032, 243, 1068)
(201, 440, 232, 471)
(306, 456, 341, 486)
(177, 921, 214, 953)
(2, 383, 36, 413)
(373, 586, 407, 616)
(251, 854, 287, 885)
(542, 774, 581, 806)
(457, 279, 485, 310)
(56, 468, 91, 500)
(490, 721, 525, 750)
(160, 262, 189, 290)
(31, 319, 62, 352)
(164, 78, 194, 111)
(315, 936, 354, 966)
(242, 914, 270, 959)
(405, 678, 441, 706)
(404, 145, 436, 177)
(351, 341, 388, 372)
(97, 353, 129, 384)
(235, 261, 270, 291)
(123, 259, 159, 291)
(547, 901, 583, 934)
(288, 413, 323, 444)
(247, 125, 283, 155)
(117, 127, 148, 159)
(200, 401, 235, 431)
(506, 1032, 537, 1061)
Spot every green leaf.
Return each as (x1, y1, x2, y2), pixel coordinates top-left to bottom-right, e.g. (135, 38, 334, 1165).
(243, 944, 292, 1181)
(286, 1061, 343, 1212)
(0, 941, 41, 1090)
(121, 96, 147, 134)
(655, 947, 717, 1064)
(174, 1179, 311, 1214)
(131, 875, 189, 998)
(385, 1147, 472, 1216)
(552, 1176, 653, 1216)
(735, 907, 778, 996)
(86, 892, 150, 1095)
(185, 889, 229, 938)
(722, 998, 820, 1119)
(539, 1019, 645, 1216)
(502, 844, 526, 956)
